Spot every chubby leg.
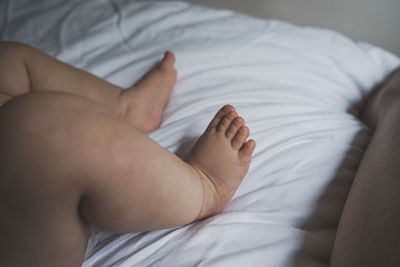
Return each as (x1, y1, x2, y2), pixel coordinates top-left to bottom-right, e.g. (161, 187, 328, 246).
(330, 67, 400, 267)
(0, 41, 177, 132)
(0, 91, 255, 266)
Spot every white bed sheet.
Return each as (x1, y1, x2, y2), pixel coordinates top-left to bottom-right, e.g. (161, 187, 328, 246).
(1, 0, 399, 266)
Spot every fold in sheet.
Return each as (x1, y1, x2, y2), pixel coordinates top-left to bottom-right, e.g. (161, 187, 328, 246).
(1, 1, 399, 266)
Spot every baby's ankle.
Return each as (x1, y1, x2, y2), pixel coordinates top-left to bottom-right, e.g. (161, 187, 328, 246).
(115, 90, 129, 118)
(189, 163, 220, 221)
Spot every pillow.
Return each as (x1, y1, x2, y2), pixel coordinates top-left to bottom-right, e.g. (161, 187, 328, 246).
(1, 0, 399, 266)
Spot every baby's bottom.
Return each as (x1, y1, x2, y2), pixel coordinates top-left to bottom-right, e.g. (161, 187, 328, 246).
(0, 91, 254, 266)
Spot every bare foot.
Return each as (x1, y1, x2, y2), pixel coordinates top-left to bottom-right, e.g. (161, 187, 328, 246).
(186, 105, 256, 219)
(360, 66, 400, 129)
(117, 51, 177, 133)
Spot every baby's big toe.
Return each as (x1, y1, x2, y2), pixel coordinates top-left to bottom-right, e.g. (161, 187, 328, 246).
(216, 111, 237, 132)
(160, 51, 176, 70)
(231, 125, 249, 150)
(207, 105, 235, 130)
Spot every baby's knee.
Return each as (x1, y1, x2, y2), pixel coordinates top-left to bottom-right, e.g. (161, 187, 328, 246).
(1, 92, 72, 144)
(0, 91, 106, 182)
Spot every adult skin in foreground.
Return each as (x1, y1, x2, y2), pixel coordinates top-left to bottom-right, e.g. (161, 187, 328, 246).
(330, 66, 400, 267)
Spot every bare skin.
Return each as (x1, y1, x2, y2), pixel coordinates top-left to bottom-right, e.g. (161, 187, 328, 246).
(0, 41, 177, 133)
(330, 66, 400, 267)
(0, 42, 255, 266)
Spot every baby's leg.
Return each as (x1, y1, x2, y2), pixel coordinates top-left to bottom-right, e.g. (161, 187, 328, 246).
(0, 91, 254, 266)
(330, 67, 400, 267)
(0, 41, 177, 132)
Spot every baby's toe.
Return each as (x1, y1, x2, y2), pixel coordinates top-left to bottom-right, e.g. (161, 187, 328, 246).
(160, 51, 176, 69)
(225, 116, 244, 139)
(240, 139, 256, 161)
(216, 111, 237, 132)
(231, 125, 249, 150)
(207, 105, 235, 130)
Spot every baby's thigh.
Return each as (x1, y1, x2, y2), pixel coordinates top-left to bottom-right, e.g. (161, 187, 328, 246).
(0, 91, 116, 266)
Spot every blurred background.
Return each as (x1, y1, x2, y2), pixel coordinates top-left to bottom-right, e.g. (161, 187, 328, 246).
(171, 0, 400, 56)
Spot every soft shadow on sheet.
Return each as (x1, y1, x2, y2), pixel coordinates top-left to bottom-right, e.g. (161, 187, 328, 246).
(291, 98, 373, 267)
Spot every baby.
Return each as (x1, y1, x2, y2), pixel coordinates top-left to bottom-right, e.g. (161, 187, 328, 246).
(0, 41, 255, 266)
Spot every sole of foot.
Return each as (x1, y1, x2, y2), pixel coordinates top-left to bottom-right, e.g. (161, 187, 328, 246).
(185, 105, 256, 220)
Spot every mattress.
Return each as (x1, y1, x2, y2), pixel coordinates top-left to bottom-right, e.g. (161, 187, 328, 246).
(1, 0, 399, 266)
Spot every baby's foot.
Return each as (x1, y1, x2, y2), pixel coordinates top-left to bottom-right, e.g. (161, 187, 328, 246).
(117, 51, 177, 133)
(186, 105, 256, 219)
(361, 67, 400, 129)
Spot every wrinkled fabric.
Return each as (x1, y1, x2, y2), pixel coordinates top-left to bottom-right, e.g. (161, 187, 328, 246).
(1, 1, 399, 266)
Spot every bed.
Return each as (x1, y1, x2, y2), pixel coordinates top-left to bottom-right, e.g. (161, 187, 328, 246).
(1, 0, 399, 266)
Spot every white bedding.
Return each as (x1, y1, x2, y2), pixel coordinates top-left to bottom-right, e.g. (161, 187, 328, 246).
(1, 0, 399, 266)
